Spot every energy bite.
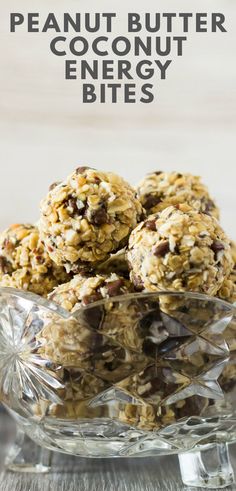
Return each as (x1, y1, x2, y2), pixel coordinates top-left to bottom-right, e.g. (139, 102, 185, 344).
(136, 171, 219, 219)
(127, 205, 233, 295)
(0, 224, 69, 296)
(36, 315, 148, 383)
(39, 167, 143, 273)
(35, 294, 218, 428)
(49, 272, 134, 312)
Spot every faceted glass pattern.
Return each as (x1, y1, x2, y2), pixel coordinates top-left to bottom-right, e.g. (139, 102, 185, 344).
(0, 287, 235, 458)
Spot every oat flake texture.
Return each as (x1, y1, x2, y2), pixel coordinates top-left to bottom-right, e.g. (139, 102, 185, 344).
(0, 224, 69, 296)
(39, 167, 143, 273)
(136, 171, 219, 219)
(49, 272, 134, 312)
(127, 204, 233, 296)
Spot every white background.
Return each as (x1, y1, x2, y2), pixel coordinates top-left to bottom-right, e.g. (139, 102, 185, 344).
(0, 1, 235, 238)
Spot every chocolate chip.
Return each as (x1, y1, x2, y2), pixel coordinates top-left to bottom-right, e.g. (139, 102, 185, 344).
(203, 199, 215, 216)
(153, 241, 170, 257)
(140, 309, 162, 331)
(106, 279, 124, 297)
(145, 220, 157, 231)
(139, 210, 146, 222)
(66, 198, 77, 213)
(90, 207, 108, 226)
(143, 195, 161, 210)
(46, 266, 53, 276)
(136, 367, 172, 398)
(102, 361, 115, 372)
(76, 166, 92, 174)
(0, 256, 13, 274)
(176, 305, 188, 314)
(82, 292, 103, 306)
(141, 309, 167, 358)
(175, 395, 207, 419)
(35, 255, 44, 264)
(132, 275, 144, 291)
(83, 305, 104, 330)
(63, 369, 71, 382)
(174, 245, 180, 255)
(49, 182, 60, 191)
(66, 197, 85, 216)
(211, 241, 225, 259)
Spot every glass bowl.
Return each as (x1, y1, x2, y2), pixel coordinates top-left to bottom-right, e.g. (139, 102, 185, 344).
(0, 287, 235, 488)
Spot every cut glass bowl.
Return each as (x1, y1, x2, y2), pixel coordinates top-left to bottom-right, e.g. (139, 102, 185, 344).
(0, 287, 235, 488)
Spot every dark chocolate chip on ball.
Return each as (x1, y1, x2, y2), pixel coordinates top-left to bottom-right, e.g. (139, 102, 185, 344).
(153, 241, 170, 257)
(145, 220, 157, 231)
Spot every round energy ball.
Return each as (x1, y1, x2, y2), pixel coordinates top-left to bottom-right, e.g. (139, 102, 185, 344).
(127, 204, 232, 296)
(136, 172, 219, 219)
(49, 272, 134, 312)
(39, 167, 143, 273)
(0, 224, 69, 296)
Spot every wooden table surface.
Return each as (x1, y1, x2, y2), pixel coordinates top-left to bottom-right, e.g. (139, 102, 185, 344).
(0, 409, 236, 491)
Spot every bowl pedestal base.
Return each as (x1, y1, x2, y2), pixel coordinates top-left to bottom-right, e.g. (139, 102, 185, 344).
(3, 425, 235, 488)
(179, 443, 235, 489)
(4, 426, 52, 474)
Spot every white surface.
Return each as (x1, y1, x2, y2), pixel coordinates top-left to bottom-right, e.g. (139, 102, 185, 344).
(0, 0, 235, 238)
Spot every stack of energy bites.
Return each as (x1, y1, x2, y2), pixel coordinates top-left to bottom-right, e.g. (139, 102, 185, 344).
(0, 166, 235, 424)
(1, 166, 234, 304)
